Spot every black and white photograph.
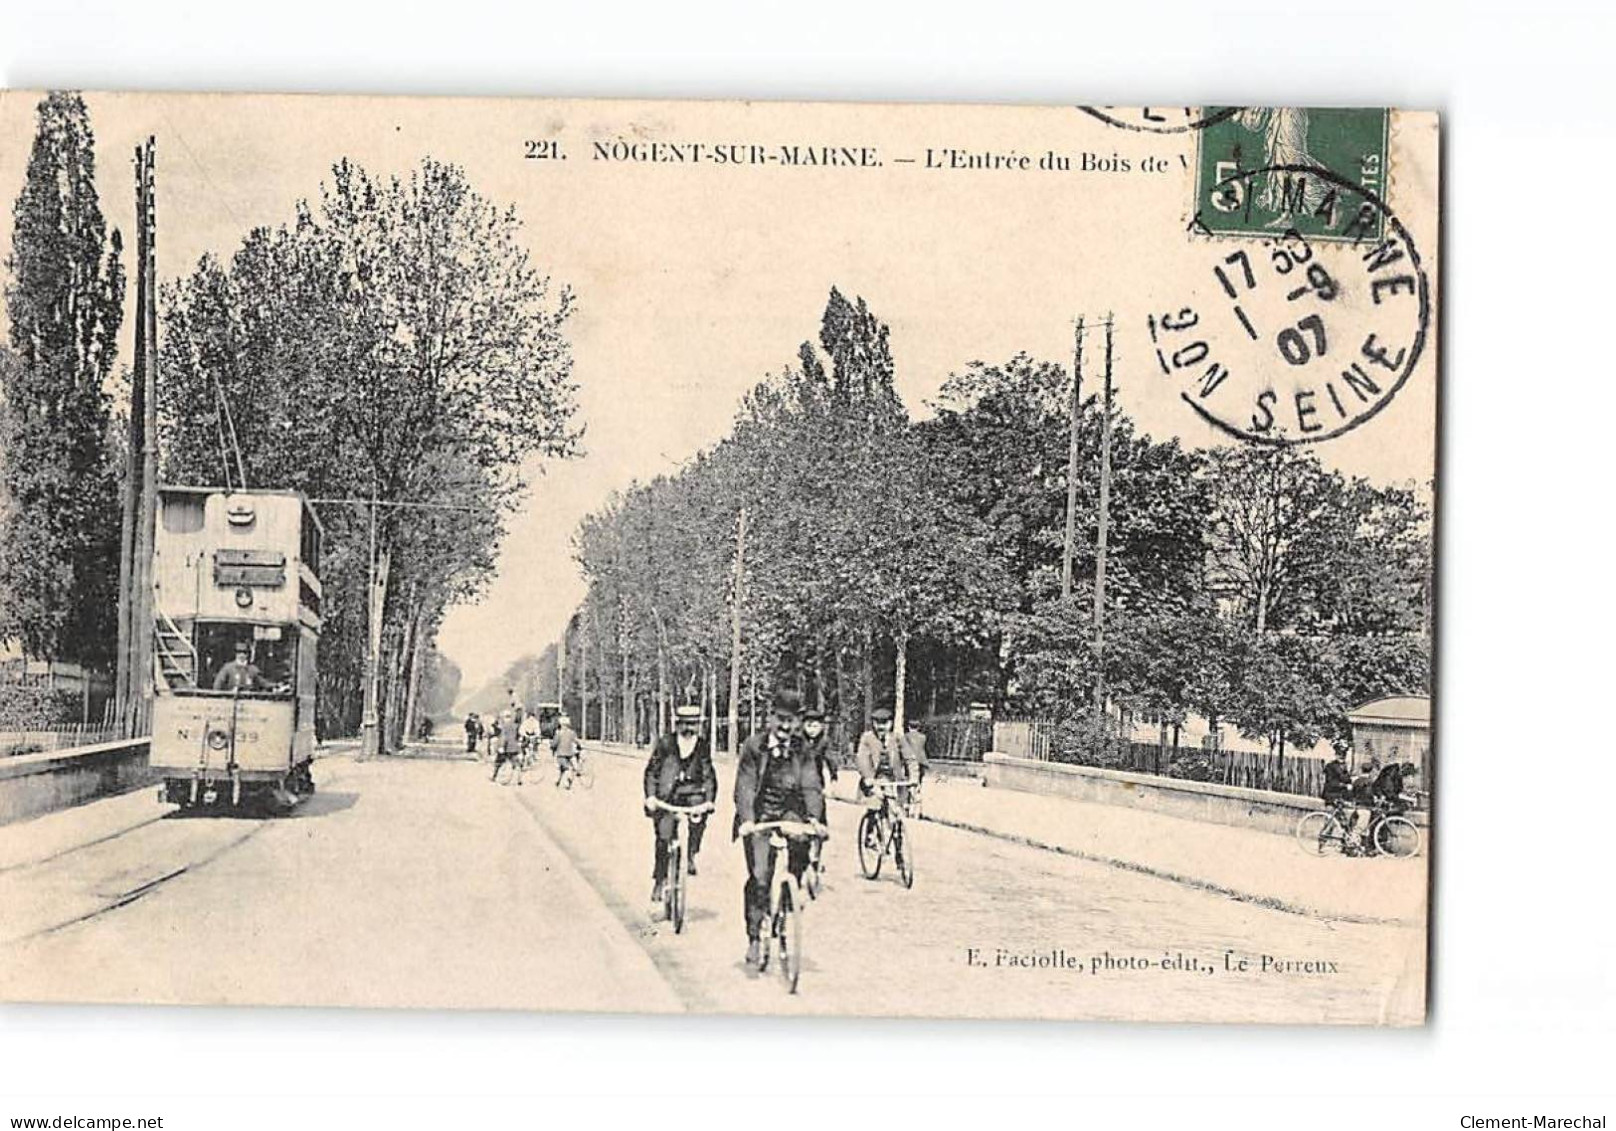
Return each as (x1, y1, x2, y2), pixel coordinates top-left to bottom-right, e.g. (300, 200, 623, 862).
(0, 92, 1435, 1024)
(0, 7, 1612, 1127)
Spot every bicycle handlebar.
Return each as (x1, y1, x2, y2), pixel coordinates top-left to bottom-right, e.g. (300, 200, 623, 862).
(746, 820, 827, 839)
(647, 798, 716, 814)
(871, 779, 918, 789)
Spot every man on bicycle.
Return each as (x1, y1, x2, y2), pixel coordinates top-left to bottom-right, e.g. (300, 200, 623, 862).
(734, 691, 824, 968)
(551, 713, 581, 788)
(856, 707, 916, 807)
(643, 704, 717, 906)
(517, 709, 543, 784)
(490, 707, 521, 783)
(800, 707, 837, 875)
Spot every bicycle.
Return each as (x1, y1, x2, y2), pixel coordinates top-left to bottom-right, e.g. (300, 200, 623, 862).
(1294, 802, 1354, 856)
(647, 797, 715, 933)
(555, 745, 595, 791)
(1296, 799, 1422, 858)
(748, 819, 827, 994)
(1366, 797, 1422, 858)
(856, 779, 916, 888)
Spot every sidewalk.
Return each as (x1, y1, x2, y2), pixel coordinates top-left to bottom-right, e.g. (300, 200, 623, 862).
(826, 771, 1427, 926)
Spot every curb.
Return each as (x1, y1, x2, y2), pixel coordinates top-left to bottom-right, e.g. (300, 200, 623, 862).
(594, 742, 1417, 929)
(824, 789, 1419, 929)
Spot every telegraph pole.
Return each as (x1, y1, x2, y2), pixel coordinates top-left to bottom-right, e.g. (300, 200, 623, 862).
(1060, 316, 1085, 602)
(726, 506, 748, 755)
(360, 495, 381, 759)
(1092, 314, 1115, 719)
(117, 137, 159, 737)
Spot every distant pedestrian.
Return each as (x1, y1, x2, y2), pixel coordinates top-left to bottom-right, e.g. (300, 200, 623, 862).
(464, 712, 483, 755)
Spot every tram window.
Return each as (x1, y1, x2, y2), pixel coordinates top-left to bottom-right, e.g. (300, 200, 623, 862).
(194, 622, 298, 695)
(162, 494, 206, 534)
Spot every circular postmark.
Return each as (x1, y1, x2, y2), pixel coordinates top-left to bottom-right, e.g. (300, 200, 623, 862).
(1147, 163, 1430, 445)
(1078, 106, 1241, 134)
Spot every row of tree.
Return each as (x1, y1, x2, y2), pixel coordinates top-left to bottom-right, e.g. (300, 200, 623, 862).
(558, 289, 1432, 759)
(0, 92, 580, 745)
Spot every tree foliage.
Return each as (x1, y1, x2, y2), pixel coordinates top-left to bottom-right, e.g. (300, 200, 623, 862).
(156, 156, 579, 741)
(0, 92, 125, 667)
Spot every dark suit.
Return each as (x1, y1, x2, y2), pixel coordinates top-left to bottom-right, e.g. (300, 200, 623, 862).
(734, 730, 824, 941)
(644, 732, 717, 882)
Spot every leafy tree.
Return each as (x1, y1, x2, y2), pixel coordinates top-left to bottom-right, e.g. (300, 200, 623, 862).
(0, 92, 125, 667)
(157, 156, 579, 740)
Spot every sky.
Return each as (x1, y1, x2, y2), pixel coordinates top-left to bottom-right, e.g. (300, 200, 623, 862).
(0, 92, 1439, 692)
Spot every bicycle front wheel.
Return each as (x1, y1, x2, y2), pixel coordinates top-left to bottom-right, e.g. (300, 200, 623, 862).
(575, 759, 596, 790)
(894, 818, 915, 889)
(779, 886, 802, 994)
(1374, 815, 1421, 858)
(1295, 810, 1344, 856)
(857, 810, 883, 879)
(666, 846, 684, 931)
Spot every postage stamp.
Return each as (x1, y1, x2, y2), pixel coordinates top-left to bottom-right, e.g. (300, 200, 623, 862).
(1192, 108, 1391, 241)
(1151, 163, 1429, 445)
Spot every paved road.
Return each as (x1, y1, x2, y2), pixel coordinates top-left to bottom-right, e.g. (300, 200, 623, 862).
(0, 747, 1424, 1023)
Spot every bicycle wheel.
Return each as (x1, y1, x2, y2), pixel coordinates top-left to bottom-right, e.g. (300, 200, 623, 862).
(1295, 810, 1344, 856)
(894, 819, 915, 889)
(574, 758, 596, 790)
(671, 847, 688, 933)
(1374, 815, 1421, 858)
(778, 886, 801, 994)
(857, 810, 883, 879)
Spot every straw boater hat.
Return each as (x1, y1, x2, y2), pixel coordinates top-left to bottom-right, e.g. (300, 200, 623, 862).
(674, 705, 701, 723)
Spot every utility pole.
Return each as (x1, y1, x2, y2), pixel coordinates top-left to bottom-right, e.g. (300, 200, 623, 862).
(1092, 314, 1115, 721)
(1060, 316, 1085, 602)
(578, 607, 590, 738)
(360, 495, 381, 759)
(726, 506, 747, 755)
(117, 137, 160, 738)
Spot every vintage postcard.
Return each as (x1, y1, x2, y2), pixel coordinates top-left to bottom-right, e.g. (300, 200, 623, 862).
(0, 93, 1436, 1024)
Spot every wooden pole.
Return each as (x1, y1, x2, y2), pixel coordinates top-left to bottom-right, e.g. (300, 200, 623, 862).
(726, 506, 747, 755)
(360, 495, 380, 758)
(129, 138, 160, 737)
(114, 144, 147, 734)
(1061, 315, 1084, 602)
(1092, 314, 1114, 721)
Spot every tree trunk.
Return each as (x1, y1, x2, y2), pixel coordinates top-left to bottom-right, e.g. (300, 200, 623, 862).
(399, 603, 424, 746)
(892, 627, 909, 731)
(861, 623, 874, 729)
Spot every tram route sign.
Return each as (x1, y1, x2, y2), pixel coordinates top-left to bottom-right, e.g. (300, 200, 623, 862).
(214, 548, 288, 588)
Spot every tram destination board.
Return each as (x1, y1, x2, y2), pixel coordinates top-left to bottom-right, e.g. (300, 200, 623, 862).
(214, 548, 288, 588)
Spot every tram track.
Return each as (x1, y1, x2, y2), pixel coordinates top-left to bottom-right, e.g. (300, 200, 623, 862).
(3, 816, 274, 947)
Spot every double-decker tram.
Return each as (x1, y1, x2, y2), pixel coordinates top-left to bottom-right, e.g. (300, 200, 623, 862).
(149, 486, 323, 810)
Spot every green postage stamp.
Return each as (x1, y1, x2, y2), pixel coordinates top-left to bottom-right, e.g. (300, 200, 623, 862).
(1193, 107, 1392, 240)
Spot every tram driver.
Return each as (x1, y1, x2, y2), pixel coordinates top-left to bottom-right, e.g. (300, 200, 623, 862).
(213, 640, 263, 692)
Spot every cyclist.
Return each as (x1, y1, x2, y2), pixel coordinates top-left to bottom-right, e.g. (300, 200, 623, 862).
(643, 704, 717, 906)
(551, 713, 581, 788)
(518, 709, 543, 783)
(1348, 756, 1382, 854)
(490, 707, 521, 783)
(800, 707, 837, 875)
(855, 707, 917, 808)
(901, 715, 931, 809)
(734, 691, 824, 968)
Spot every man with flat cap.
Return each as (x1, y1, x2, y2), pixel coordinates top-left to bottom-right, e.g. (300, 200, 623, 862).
(642, 704, 717, 907)
(856, 706, 918, 806)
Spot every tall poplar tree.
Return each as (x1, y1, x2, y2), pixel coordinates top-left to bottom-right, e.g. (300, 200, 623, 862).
(0, 92, 125, 668)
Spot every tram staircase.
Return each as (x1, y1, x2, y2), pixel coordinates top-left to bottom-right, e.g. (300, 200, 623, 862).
(154, 611, 198, 692)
